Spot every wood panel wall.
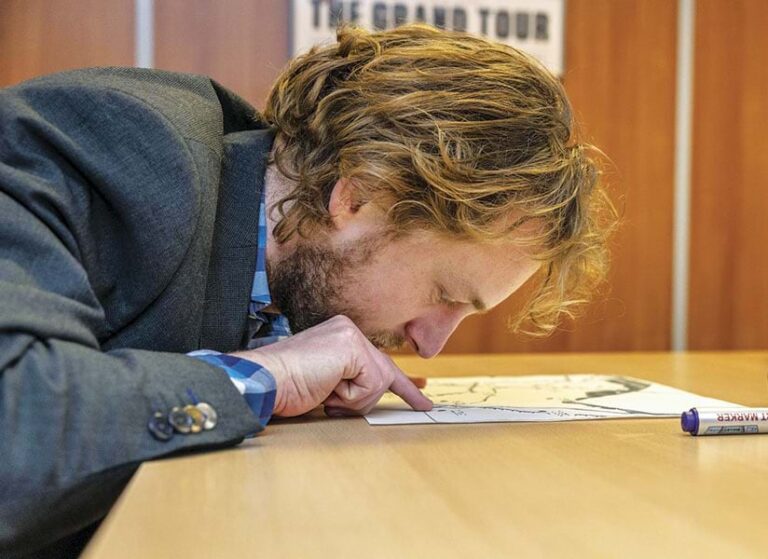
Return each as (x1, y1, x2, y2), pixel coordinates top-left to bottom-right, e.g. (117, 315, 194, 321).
(154, 0, 289, 107)
(688, 0, 768, 350)
(0, 0, 134, 87)
(445, 0, 678, 353)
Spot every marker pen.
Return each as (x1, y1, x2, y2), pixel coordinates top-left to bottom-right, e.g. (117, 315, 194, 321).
(680, 407, 768, 436)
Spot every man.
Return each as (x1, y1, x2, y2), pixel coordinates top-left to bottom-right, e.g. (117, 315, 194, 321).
(0, 24, 611, 557)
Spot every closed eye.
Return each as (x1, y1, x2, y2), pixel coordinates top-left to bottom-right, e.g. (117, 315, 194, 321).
(441, 295, 463, 309)
(436, 285, 465, 309)
(436, 284, 488, 314)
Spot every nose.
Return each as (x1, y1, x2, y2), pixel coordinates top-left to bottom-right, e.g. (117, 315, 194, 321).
(405, 310, 466, 359)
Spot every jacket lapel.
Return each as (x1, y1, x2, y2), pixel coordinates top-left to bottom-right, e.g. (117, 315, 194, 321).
(199, 127, 275, 351)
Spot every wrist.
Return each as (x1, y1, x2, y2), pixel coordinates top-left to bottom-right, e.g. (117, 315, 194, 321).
(229, 349, 287, 415)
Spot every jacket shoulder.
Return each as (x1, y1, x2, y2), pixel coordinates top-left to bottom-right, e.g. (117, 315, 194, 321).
(12, 67, 235, 153)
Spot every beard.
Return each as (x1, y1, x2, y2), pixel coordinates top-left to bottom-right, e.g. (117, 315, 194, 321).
(267, 234, 406, 351)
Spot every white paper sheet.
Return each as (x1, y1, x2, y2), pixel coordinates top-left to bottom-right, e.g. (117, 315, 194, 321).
(365, 374, 742, 425)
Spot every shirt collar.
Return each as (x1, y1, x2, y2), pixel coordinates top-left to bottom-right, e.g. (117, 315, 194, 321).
(249, 182, 272, 310)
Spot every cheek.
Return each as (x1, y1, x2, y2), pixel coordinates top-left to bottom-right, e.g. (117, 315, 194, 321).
(351, 269, 430, 323)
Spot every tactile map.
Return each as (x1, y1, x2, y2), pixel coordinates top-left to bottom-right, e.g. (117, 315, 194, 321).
(365, 374, 742, 425)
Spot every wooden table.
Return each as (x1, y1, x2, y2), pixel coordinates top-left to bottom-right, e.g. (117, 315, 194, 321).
(83, 352, 768, 558)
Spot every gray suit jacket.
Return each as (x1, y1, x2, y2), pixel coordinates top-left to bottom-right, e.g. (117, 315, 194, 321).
(0, 68, 273, 557)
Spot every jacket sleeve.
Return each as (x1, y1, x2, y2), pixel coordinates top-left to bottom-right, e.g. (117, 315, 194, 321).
(0, 70, 263, 557)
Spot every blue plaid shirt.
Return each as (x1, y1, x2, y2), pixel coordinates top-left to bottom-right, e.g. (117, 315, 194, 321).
(189, 185, 292, 433)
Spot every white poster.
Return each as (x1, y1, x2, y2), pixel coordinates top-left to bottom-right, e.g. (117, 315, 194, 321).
(290, 0, 565, 76)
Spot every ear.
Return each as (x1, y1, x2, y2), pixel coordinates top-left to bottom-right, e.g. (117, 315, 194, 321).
(328, 177, 362, 230)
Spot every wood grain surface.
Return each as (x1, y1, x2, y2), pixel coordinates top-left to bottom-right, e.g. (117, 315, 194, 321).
(83, 352, 768, 559)
(154, 0, 290, 107)
(0, 0, 134, 87)
(688, 0, 768, 349)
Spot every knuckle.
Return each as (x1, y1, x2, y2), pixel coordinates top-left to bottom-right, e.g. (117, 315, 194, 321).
(333, 316, 362, 342)
(331, 314, 353, 326)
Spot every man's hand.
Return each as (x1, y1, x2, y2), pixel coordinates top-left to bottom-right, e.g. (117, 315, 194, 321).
(229, 315, 433, 417)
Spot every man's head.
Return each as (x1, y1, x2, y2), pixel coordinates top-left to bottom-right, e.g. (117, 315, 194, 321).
(262, 24, 614, 354)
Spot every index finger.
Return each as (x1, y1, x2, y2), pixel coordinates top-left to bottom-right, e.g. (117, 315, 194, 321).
(389, 369, 433, 411)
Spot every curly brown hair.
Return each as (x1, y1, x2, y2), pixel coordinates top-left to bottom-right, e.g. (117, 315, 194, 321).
(262, 23, 616, 335)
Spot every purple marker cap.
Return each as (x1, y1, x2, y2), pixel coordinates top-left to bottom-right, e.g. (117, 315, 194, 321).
(680, 408, 699, 435)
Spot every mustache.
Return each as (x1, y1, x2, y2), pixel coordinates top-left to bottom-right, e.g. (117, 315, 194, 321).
(367, 330, 406, 351)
